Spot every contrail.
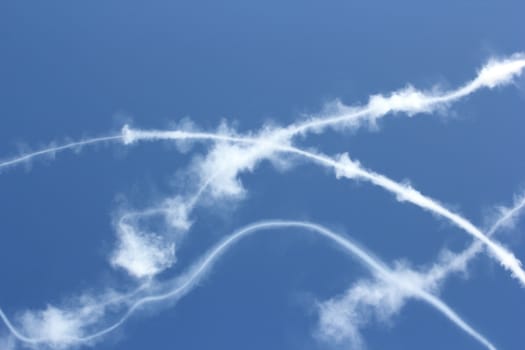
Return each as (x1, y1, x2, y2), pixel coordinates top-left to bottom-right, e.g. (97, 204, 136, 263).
(281, 53, 525, 136)
(0, 221, 497, 350)
(316, 191, 525, 347)
(123, 127, 525, 286)
(0, 310, 40, 345)
(1, 53, 523, 173)
(424, 193, 525, 286)
(0, 136, 123, 171)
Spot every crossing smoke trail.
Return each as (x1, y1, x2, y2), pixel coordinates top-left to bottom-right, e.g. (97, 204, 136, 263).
(121, 127, 525, 285)
(316, 192, 525, 347)
(423, 191, 525, 286)
(0, 221, 497, 350)
(0, 53, 524, 348)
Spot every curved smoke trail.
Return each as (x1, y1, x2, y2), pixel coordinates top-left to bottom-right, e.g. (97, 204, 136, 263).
(0, 54, 523, 349)
(0, 221, 497, 350)
(122, 127, 525, 285)
(0, 136, 122, 171)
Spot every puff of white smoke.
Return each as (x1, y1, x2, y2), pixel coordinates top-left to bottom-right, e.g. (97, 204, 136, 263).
(317, 261, 443, 350)
(163, 196, 193, 232)
(121, 125, 136, 145)
(193, 138, 285, 200)
(317, 278, 406, 349)
(334, 152, 361, 179)
(368, 85, 435, 118)
(17, 306, 84, 348)
(110, 222, 176, 279)
(475, 54, 525, 89)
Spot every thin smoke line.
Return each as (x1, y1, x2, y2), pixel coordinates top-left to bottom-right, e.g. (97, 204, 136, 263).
(0, 221, 497, 350)
(0, 135, 123, 170)
(423, 194, 525, 286)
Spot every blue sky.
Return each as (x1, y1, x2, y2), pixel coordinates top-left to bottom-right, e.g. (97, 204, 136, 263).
(0, 1, 524, 349)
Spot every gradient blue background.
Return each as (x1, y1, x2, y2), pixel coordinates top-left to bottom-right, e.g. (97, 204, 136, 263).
(1, 1, 524, 349)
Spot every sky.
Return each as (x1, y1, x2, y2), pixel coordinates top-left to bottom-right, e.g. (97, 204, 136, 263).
(0, 1, 524, 349)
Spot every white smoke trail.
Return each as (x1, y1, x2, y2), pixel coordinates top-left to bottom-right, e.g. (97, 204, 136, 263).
(0, 136, 122, 171)
(0, 53, 523, 349)
(1, 54, 522, 282)
(0, 221, 497, 350)
(424, 191, 525, 287)
(123, 127, 525, 285)
(317, 191, 525, 348)
(282, 53, 525, 136)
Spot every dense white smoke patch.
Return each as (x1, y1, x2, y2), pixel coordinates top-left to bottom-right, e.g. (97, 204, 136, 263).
(163, 196, 194, 232)
(110, 222, 176, 279)
(317, 278, 405, 348)
(316, 259, 438, 349)
(17, 307, 85, 348)
(475, 53, 525, 88)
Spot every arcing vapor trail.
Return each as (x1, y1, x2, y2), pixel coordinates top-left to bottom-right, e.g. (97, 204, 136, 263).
(424, 192, 525, 286)
(0, 221, 497, 350)
(122, 127, 525, 286)
(0, 53, 523, 173)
